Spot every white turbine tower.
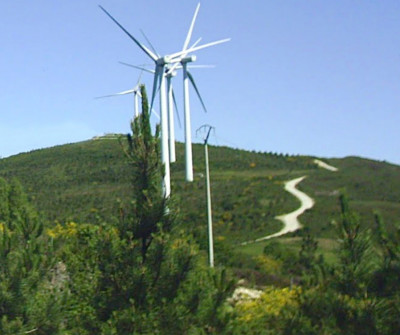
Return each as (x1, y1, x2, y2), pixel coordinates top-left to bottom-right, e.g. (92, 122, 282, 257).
(99, 5, 229, 196)
(119, 62, 182, 164)
(166, 3, 230, 182)
(166, 68, 177, 163)
(95, 73, 142, 118)
(99, 5, 174, 198)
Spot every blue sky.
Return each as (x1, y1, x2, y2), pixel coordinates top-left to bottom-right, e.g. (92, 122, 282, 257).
(1, 1, 399, 164)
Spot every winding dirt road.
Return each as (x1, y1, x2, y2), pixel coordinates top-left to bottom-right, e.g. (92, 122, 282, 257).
(241, 160, 338, 245)
(314, 159, 338, 172)
(241, 176, 314, 245)
(253, 176, 314, 242)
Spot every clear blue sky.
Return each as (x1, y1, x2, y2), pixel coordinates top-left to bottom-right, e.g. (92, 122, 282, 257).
(1, 1, 399, 164)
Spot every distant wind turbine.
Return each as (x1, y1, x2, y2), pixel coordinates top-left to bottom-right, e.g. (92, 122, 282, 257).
(95, 72, 143, 118)
(197, 124, 215, 267)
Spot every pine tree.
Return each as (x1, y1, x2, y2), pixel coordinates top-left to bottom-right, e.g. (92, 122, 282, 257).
(119, 85, 171, 263)
(335, 193, 375, 297)
(0, 178, 65, 334)
(298, 228, 327, 287)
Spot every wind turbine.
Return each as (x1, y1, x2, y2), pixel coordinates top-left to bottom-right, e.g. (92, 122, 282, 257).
(120, 61, 213, 166)
(120, 35, 204, 166)
(119, 62, 182, 164)
(197, 124, 215, 267)
(99, 5, 229, 196)
(95, 73, 143, 118)
(99, 5, 174, 198)
(166, 3, 230, 182)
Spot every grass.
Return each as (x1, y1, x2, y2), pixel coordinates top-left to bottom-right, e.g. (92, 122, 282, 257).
(239, 237, 339, 265)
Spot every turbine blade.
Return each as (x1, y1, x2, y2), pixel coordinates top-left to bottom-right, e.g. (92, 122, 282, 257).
(172, 89, 182, 129)
(95, 89, 135, 99)
(190, 37, 202, 49)
(166, 61, 180, 75)
(99, 6, 158, 61)
(151, 108, 160, 120)
(183, 3, 200, 51)
(116, 89, 136, 95)
(136, 70, 143, 85)
(188, 64, 215, 69)
(169, 38, 231, 60)
(140, 29, 160, 57)
(187, 70, 207, 113)
(150, 71, 159, 112)
(150, 66, 162, 112)
(119, 62, 155, 74)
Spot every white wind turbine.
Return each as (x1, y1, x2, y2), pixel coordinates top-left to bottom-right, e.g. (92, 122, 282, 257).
(166, 3, 230, 182)
(99, 5, 229, 197)
(119, 62, 182, 164)
(95, 73, 143, 118)
(120, 62, 216, 167)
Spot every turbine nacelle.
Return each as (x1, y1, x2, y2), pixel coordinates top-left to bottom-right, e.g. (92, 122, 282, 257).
(181, 55, 197, 64)
(156, 56, 171, 66)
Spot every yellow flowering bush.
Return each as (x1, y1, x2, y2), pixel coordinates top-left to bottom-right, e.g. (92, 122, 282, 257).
(47, 222, 78, 239)
(254, 254, 282, 275)
(227, 286, 304, 334)
(235, 286, 301, 323)
(47, 222, 119, 240)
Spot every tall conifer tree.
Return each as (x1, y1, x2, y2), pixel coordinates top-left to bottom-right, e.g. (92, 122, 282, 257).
(120, 85, 171, 262)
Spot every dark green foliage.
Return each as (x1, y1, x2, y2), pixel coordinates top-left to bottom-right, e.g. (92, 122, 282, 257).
(301, 157, 400, 237)
(118, 86, 169, 262)
(297, 230, 328, 287)
(298, 229, 319, 271)
(369, 213, 400, 334)
(286, 195, 396, 334)
(374, 211, 399, 269)
(0, 178, 66, 334)
(0, 134, 336, 246)
(1, 134, 399, 246)
(335, 193, 376, 296)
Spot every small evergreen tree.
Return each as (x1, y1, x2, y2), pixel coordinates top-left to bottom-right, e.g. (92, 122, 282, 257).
(0, 178, 65, 334)
(119, 85, 171, 263)
(298, 228, 327, 287)
(335, 193, 375, 297)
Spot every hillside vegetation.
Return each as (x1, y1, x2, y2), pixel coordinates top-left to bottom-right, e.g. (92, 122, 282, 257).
(0, 138, 399, 244)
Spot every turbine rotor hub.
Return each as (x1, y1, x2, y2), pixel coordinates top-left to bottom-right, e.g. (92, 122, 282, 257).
(157, 56, 170, 65)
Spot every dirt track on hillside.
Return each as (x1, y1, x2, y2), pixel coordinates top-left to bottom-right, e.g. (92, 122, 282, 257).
(253, 176, 314, 242)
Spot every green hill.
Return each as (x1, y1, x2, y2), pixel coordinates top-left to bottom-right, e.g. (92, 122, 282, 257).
(0, 137, 399, 247)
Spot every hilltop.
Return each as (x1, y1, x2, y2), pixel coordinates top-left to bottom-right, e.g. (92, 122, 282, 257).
(0, 137, 399, 246)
